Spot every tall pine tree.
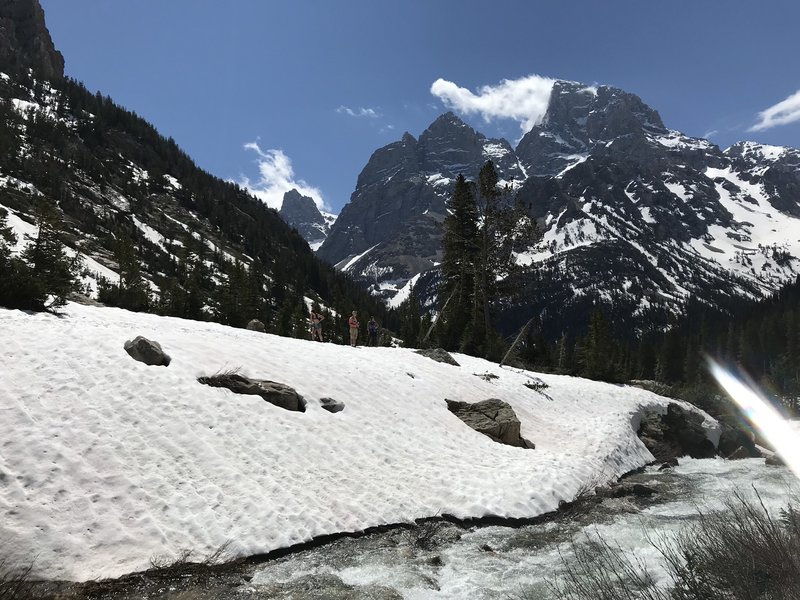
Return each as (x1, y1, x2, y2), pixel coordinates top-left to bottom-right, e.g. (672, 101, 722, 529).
(438, 174, 478, 350)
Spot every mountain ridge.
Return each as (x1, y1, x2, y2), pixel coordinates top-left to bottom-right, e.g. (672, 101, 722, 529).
(324, 80, 800, 337)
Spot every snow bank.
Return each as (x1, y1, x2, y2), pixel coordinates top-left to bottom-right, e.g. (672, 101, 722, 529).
(0, 303, 709, 581)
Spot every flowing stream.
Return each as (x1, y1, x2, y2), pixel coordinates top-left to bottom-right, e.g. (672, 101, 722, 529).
(38, 457, 799, 599)
(247, 457, 799, 599)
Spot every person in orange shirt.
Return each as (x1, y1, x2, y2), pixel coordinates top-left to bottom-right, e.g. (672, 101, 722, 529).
(348, 310, 359, 347)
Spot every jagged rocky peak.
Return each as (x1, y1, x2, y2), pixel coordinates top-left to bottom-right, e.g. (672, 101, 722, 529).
(278, 189, 333, 250)
(0, 0, 64, 79)
(516, 80, 667, 175)
(418, 111, 483, 172)
(418, 111, 521, 178)
(280, 189, 324, 225)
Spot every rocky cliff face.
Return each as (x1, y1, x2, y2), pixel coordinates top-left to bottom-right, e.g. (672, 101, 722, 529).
(318, 112, 525, 303)
(278, 189, 335, 251)
(0, 0, 63, 79)
(515, 80, 667, 176)
(325, 80, 800, 336)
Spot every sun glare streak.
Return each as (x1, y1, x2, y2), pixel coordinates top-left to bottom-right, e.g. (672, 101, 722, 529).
(707, 357, 800, 480)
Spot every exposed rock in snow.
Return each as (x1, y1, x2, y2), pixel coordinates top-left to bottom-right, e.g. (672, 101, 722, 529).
(123, 335, 171, 367)
(415, 347, 460, 366)
(320, 397, 345, 413)
(446, 398, 536, 449)
(198, 372, 307, 413)
(246, 318, 267, 333)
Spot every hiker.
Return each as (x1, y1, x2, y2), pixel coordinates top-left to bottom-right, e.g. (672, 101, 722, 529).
(367, 316, 380, 347)
(348, 310, 359, 347)
(309, 310, 324, 342)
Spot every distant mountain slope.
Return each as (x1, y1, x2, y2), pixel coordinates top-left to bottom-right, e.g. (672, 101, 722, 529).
(326, 80, 800, 337)
(278, 188, 336, 251)
(0, 0, 391, 330)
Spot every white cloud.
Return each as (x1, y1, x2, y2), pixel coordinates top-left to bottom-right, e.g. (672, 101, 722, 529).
(239, 142, 326, 211)
(703, 129, 719, 139)
(430, 74, 556, 135)
(336, 105, 379, 118)
(750, 89, 800, 132)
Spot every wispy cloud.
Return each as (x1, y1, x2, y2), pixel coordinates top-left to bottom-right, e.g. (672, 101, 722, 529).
(239, 142, 326, 211)
(336, 105, 380, 118)
(750, 89, 800, 132)
(430, 74, 556, 135)
(703, 129, 719, 139)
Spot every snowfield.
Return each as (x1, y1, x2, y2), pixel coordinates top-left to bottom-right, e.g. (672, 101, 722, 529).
(0, 303, 716, 581)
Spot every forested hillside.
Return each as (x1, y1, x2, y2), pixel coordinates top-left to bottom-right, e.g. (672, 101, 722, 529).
(0, 63, 395, 339)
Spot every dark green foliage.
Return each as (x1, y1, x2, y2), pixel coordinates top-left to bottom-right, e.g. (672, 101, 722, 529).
(436, 162, 539, 360)
(20, 201, 82, 310)
(524, 277, 800, 416)
(98, 229, 150, 312)
(398, 284, 422, 347)
(578, 307, 619, 381)
(0, 201, 80, 311)
(438, 174, 478, 350)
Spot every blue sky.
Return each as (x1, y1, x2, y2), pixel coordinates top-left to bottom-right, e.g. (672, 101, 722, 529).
(41, 0, 800, 214)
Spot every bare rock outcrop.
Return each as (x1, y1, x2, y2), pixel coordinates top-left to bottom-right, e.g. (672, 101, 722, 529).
(199, 372, 306, 412)
(445, 398, 534, 449)
(0, 0, 64, 79)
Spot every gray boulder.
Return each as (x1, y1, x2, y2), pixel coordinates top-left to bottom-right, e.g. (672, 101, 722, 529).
(246, 319, 266, 333)
(320, 397, 345, 413)
(198, 372, 306, 412)
(638, 403, 715, 461)
(445, 398, 535, 449)
(415, 348, 460, 367)
(124, 336, 171, 367)
(718, 422, 760, 458)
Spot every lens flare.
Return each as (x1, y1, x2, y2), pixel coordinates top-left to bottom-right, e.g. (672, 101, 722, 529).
(707, 356, 800, 480)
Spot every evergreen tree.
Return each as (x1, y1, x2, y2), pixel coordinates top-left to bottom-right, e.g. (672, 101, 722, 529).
(437, 162, 538, 360)
(438, 174, 478, 350)
(465, 161, 538, 360)
(19, 200, 81, 310)
(580, 307, 617, 381)
(0, 210, 38, 309)
(655, 327, 684, 383)
(98, 229, 150, 311)
(398, 284, 422, 347)
(213, 259, 249, 327)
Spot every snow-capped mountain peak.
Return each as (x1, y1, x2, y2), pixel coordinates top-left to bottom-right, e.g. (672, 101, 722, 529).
(321, 78, 800, 337)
